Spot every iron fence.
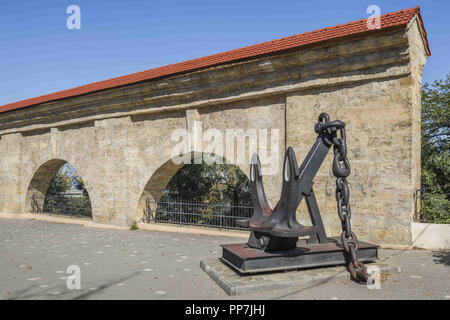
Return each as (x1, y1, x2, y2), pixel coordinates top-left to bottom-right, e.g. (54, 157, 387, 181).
(31, 194, 92, 219)
(142, 198, 253, 230)
(414, 189, 450, 223)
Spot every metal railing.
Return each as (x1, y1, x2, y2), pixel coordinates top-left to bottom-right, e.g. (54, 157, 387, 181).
(142, 197, 253, 230)
(414, 189, 450, 223)
(31, 194, 92, 219)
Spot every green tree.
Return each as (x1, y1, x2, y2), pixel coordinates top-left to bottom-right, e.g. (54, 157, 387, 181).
(44, 171, 71, 214)
(205, 163, 251, 205)
(420, 74, 450, 223)
(44, 164, 92, 217)
(164, 158, 251, 205)
(164, 162, 213, 200)
(46, 171, 71, 196)
(158, 159, 252, 227)
(74, 175, 89, 198)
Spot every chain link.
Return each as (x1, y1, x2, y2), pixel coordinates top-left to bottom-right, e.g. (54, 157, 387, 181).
(317, 113, 369, 283)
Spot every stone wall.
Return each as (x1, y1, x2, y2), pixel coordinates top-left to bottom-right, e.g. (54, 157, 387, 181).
(287, 78, 417, 245)
(0, 18, 428, 245)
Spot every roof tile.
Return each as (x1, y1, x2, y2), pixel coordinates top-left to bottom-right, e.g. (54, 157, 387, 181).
(0, 6, 429, 114)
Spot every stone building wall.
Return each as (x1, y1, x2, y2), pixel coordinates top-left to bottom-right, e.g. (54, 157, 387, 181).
(288, 78, 418, 244)
(0, 18, 428, 245)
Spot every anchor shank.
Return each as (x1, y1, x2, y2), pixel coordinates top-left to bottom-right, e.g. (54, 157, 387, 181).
(304, 188, 328, 244)
(297, 136, 332, 195)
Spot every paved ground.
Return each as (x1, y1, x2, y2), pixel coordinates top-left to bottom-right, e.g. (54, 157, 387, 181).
(0, 218, 449, 300)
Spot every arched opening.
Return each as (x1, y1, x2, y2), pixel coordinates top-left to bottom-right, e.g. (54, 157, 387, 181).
(137, 153, 253, 230)
(26, 159, 92, 219)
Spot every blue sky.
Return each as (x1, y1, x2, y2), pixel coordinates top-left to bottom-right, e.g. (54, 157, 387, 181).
(0, 0, 448, 106)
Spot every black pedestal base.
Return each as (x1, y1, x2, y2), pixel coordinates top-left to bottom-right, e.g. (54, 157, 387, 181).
(221, 237, 378, 274)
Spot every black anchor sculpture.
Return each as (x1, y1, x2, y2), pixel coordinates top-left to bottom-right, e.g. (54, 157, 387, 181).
(226, 113, 373, 283)
(238, 113, 337, 251)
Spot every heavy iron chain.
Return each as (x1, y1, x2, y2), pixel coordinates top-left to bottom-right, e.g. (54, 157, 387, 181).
(315, 113, 369, 283)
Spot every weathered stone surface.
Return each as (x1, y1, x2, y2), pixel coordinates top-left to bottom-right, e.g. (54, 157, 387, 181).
(0, 20, 428, 245)
(201, 258, 398, 296)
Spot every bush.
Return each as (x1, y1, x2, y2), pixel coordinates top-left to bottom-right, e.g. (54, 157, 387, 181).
(129, 221, 139, 230)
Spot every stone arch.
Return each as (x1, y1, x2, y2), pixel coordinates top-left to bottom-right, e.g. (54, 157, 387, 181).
(24, 159, 93, 215)
(135, 152, 249, 221)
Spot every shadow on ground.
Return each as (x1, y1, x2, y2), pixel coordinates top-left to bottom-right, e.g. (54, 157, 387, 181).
(432, 250, 450, 267)
(7, 271, 142, 300)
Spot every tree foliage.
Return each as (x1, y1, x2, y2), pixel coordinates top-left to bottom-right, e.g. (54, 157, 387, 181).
(420, 74, 450, 223)
(46, 171, 71, 195)
(154, 158, 252, 228)
(164, 157, 251, 205)
(44, 164, 92, 217)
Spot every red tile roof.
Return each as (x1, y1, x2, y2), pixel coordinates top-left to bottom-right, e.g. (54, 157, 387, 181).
(0, 6, 429, 114)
